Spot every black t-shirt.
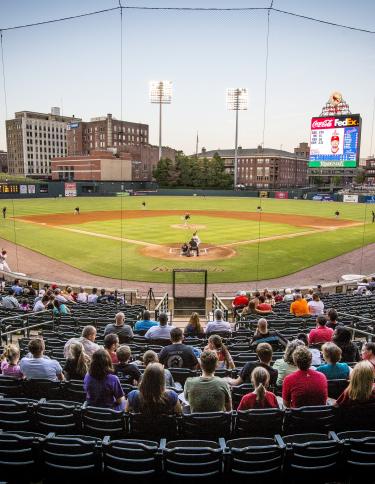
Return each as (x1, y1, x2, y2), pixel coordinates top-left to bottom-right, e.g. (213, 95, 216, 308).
(159, 343, 198, 369)
(114, 362, 141, 384)
(240, 362, 278, 386)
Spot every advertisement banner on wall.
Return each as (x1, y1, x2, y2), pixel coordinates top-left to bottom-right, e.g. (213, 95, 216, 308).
(19, 185, 27, 194)
(28, 185, 35, 194)
(343, 194, 358, 203)
(365, 195, 375, 203)
(275, 191, 289, 199)
(65, 182, 77, 197)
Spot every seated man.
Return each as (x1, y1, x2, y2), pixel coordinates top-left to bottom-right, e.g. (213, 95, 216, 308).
(205, 309, 232, 335)
(134, 310, 158, 332)
(308, 315, 334, 345)
(145, 312, 175, 340)
(159, 328, 199, 370)
(290, 294, 309, 317)
(20, 338, 64, 382)
(232, 290, 249, 318)
(184, 351, 232, 413)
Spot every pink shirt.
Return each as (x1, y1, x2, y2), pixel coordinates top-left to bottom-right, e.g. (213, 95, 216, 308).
(308, 326, 334, 344)
(1, 360, 23, 379)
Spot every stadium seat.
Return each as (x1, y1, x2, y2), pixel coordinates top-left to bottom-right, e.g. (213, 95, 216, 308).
(225, 436, 285, 480)
(0, 375, 24, 397)
(36, 401, 81, 434)
(102, 437, 160, 480)
(168, 368, 198, 385)
(327, 378, 349, 399)
(231, 384, 254, 409)
(81, 406, 127, 438)
(63, 379, 86, 403)
(163, 439, 224, 479)
(0, 398, 36, 431)
(235, 408, 284, 437)
(23, 379, 63, 400)
(284, 405, 336, 434)
(127, 412, 179, 440)
(336, 403, 375, 431)
(181, 412, 232, 439)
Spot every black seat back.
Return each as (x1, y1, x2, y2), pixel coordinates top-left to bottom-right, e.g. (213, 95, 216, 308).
(236, 408, 284, 437)
(82, 406, 126, 438)
(284, 405, 336, 434)
(36, 401, 80, 434)
(128, 413, 178, 440)
(181, 412, 232, 439)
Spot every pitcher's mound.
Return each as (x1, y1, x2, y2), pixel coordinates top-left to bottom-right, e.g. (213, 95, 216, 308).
(139, 243, 236, 261)
(170, 224, 207, 230)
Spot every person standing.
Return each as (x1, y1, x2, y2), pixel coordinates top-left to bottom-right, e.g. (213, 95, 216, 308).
(372, 210, 375, 223)
(0, 249, 11, 272)
(2, 207, 6, 219)
(74, 207, 80, 215)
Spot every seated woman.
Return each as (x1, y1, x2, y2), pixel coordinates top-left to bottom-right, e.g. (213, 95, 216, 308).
(83, 349, 125, 410)
(241, 300, 273, 318)
(204, 335, 235, 369)
(53, 299, 71, 316)
(238, 366, 279, 410)
(104, 333, 119, 364)
(336, 361, 375, 406)
(361, 342, 375, 374)
(184, 312, 205, 338)
(126, 363, 181, 415)
(64, 341, 90, 380)
(333, 326, 360, 362)
(317, 342, 351, 380)
(142, 350, 175, 388)
(273, 339, 305, 386)
(252, 318, 273, 342)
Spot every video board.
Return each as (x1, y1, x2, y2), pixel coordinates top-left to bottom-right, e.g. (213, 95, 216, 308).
(0, 184, 20, 193)
(309, 114, 361, 168)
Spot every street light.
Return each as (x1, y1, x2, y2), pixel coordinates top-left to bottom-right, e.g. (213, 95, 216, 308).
(227, 88, 248, 187)
(149, 80, 172, 161)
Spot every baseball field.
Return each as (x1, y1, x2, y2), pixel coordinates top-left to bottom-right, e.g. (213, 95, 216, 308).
(0, 195, 374, 283)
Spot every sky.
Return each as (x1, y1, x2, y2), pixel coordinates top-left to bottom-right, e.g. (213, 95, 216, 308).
(0, 0, 375, 157)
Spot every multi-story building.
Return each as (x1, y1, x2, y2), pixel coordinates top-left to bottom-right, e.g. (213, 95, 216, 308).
(363, 157, 375, 185)
(6, 108, 78, 177)
(67, 113, 149, 156)
(0, 151, 7, 172)
(198, 146, 309, 188)
(294, 142, 310, 159)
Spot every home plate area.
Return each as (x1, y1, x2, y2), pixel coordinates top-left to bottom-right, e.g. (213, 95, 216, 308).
(139, 243, 236, 261)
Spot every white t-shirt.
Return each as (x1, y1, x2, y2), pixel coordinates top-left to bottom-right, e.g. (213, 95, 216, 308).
(33, 300, 45, 312)
(87, 294, 98, 303)
(308, 300, 325, 315)
(77, 292, 88, 303)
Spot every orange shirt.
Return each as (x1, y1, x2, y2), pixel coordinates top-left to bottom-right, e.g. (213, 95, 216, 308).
(290, 298, 309, 316)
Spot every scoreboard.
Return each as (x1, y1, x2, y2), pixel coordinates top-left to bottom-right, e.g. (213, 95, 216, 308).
(0, 185, 20, 193)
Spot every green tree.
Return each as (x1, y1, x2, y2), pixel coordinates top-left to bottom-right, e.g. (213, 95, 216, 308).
(313, 176, 323, 186)
(152, 158, 177, 186)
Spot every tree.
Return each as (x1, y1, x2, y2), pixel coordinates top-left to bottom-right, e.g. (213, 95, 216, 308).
(332, 175, 342, 187)
(152, 158, 177, 186)
(355, 170, 366, 185)
(313, 176, 323, 186)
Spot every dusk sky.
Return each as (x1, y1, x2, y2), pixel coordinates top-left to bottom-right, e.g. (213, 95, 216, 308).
(0, 0, 375, 157)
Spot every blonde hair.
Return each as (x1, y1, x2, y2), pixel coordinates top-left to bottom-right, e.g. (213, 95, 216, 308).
(347, 361, 374, 402)
(1, 344, 20, 364)
(69, 342, 89, 378)
(188, 312, 203, 334)
(255, 318, 268, 336)
(251, 366, 269, 403)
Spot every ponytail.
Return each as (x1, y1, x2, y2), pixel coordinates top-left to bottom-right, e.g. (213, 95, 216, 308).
(251, 366, 270, 403)
(1, 344, 20, 363)
(69, 342, 89, 378)
(254, 383, 266, 402)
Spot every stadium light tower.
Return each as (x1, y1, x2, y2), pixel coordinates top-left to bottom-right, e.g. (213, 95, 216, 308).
(149, 80, 172, 160)
(227, 88, 248, 187)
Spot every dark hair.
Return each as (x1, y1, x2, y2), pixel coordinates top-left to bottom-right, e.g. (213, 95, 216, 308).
(100, 288, 106, 295)
(41, 295, 50, 303)
(138, 363, 169, 415)
(158, 313, 168, 326)
(92, 288, 97, 294)
(316, 316, 327, 326)
(293, 346, 312, 371)
(256, 342, 273, 362)
(116, 345, 131, 363)
(327, 308, 338, 322)
(104, 333, 119, 349)
(142, 310, 151, 321)
(200, 351, 218, 374)
(28, 338, 44, 356)
(363, 342, 375, 355)
(89, 349, 113, 380)
(170, 327, 183, 342)
(333, 326, 352, 346)
(8, 289, 14, 296)
(297, 332, 309, 346)
(258, 295, 265, 303)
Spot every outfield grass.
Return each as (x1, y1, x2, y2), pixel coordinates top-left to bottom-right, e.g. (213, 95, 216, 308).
(0, 196, 374, 283)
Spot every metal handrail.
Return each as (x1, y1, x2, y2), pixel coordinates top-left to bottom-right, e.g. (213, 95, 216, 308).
(155, 292, 169, 321)
(336, 311, 375, 325)
(212, 293, 229, 321)
(0, 309, 53, 324)
(0, 310, 55, 344)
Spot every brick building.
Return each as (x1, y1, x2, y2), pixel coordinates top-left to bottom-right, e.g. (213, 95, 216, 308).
(67, 114, 149, 156)
(6, 108, 78, 177)
(0, 151, 7, 172)
(363, 157, 375, 185)
(198, 146, 309, 188)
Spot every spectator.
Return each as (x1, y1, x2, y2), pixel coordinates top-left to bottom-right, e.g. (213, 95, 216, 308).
(34, 289, 45, 303)
(326, 308, 340, 329)
(282, 346, 328, 408)
(205, 309, 231, 334)
(11, 279, 23, 296)
(304, 288, 314, 301)
(77, 287, 88, 303)
(227, 342, 278, 387)
(159, 328, 198, 369)
(33, 294, 50, 312)
(283, 288, 294, 302)
(308, 293, 325, 315)
(241, 300, 272, 317)
(361, 342, 375, 373)
(145, 312, 174, 340)
(232, 290, 249, 317)
(84, 349, 124, 410)
(64, 341, 90, 380)
(64, 325, 100, 358)
(238, 366, 279, 410)
(204, 335, 235, 369)
(1, 289, 20, 309)
(20, 338, 64, 382)
(97, 288, 108, 304)
(20, 298, 30, 311)
(273, 339, 305, 386)
(114, 345, 141, 385)
(134, 310, 158, 332)
(104, 334, 119, 364)
(333, 326, 360, 362)
(142, 350, 175, 388)
(126, 363, 181, 415)
(62, 286, 76, 303)
(24, 280, 36, 297)
(184, 312, 205, 338)
(0, 344, 23, 379)
(104, 312, 134, 343)
(273, 290, 283, 303)
(336, 361, 375, 407)
(256, 295, 272, 312)
(54, 288, 68, 303)
(253, 318, 272, 342)
(290, 294, 309, 317)
(317, 342, 351, 380)
(87, 288, 98, 304)
(308, 316, 334, 345)
(53, 299, 71, 316)
(184, 351, 232, 413)
(297, 332, 322, 366)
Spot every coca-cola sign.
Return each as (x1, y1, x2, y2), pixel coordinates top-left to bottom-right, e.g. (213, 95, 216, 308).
(311, 118, 334, 129)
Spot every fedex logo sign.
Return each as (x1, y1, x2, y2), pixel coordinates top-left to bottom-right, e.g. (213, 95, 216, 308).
(311, 116, 360, 129)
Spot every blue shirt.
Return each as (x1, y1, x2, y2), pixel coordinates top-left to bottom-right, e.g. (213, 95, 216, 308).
(11, 285, 23, 296)
(134, 319, 158, 331)
(20, 356, 63, 381)
(316, 362, 350, 380)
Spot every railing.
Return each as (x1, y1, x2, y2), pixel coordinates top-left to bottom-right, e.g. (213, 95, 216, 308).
(0, 310, 55, 344)
(211, 293, 229, 322)
(336, 311, 375, 341)
(154, 292, 169, 321)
